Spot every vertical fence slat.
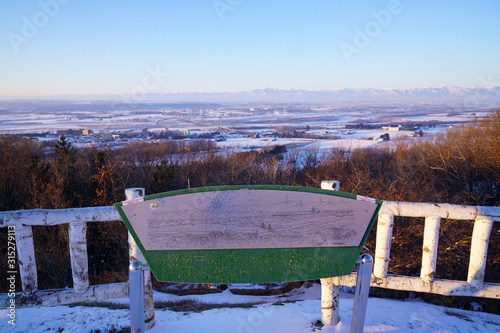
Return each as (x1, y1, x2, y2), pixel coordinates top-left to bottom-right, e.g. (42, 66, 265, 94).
(420, 216, 441, 284)
(373, 213, 394, 280)
(467, 218, 494, 289)
(126, 188, 155, 330)
(15, 224, 38, 294)
(69, 221, 89, 293)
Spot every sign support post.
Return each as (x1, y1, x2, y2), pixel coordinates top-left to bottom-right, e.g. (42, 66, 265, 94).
(350, 254, 373, 333)
(130, 261, 150, 333)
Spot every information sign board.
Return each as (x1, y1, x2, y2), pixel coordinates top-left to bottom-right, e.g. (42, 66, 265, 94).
(115, 185, 381, 283)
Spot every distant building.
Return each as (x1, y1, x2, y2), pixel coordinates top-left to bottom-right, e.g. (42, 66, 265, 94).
(102, 132, 113, 140)
(57, 129, 73, 136)
(82, 129, 93, 136)
(382, 126, 401, 132)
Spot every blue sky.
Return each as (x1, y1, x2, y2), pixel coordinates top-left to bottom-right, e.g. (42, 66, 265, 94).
(1, 0, 499, 96)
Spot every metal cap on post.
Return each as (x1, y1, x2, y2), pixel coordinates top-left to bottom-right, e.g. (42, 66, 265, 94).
(321, 180, 340, 192)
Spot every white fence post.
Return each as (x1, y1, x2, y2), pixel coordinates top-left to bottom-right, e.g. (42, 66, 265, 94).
(320, 180, 340, 325)
(420, 216, 441, 284)
(15, 224, 38, 294)
(373, 213, 394, 281)
(467, 218, 494, 289)
(126, 188, 155, 330)
(321, 277, 340, 325)
(68, 221, 89, 293)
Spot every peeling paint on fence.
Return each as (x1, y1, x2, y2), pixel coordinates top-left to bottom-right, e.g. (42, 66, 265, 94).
(68, 221, 89, 293)
(374, 213, 393, 280)
(468, 218, 494, 289)
(15, 224, 37, 294)
(421, 216, 441, 284)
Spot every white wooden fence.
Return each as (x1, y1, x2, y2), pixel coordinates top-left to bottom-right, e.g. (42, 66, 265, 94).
(0, 188, 155, 329)
(342, 201, 500, 299)
(1, 187, 499, 326)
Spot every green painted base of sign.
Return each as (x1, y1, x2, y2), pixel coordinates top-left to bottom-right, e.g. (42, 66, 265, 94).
(144, 247, 361, 284)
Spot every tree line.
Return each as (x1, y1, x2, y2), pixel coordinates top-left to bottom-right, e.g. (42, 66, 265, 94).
(0, 111, 498, 292)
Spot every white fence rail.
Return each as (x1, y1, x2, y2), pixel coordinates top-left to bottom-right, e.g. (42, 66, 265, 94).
(0, 188, 156, 329)
(1, 190, 499, 315)
(342, 202, 500, 299)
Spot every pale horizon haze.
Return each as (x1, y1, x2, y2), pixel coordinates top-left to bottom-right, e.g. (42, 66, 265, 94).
(1, 0, 499, 97)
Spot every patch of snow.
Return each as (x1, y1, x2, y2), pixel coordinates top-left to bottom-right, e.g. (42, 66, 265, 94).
(1, 284, 499, 333)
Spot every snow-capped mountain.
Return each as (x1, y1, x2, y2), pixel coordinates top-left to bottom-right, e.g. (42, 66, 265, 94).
(3, 86, 500, 104)
(137, 86, 500, 104)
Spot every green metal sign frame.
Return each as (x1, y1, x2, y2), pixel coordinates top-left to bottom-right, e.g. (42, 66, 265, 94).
(115, 185, 382, 284)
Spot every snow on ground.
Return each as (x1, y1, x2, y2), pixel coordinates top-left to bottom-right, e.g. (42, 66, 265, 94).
(402, 114, 480, 122)
(211, 124, 447, 159)
(2, 284, 499, 333)
(216, 137, 386, 152)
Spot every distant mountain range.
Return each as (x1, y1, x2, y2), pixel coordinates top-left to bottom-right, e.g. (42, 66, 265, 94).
(3, 86, 500, 105)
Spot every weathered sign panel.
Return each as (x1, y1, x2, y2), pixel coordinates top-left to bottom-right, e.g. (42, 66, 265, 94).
(115, 186, 382, 283)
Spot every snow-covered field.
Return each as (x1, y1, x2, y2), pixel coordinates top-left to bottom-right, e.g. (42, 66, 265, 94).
(0, 102, 486, 135)
(2, 284, 499, 333)
(215, 132, 413, 152)
(1, 101, 489, 155)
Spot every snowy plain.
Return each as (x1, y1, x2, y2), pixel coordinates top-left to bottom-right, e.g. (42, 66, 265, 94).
(1, 284, 499, 333)
(1, 105, 498, 332)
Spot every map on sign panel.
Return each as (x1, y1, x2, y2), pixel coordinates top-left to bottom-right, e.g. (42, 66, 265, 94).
(120, 189, 377, 251)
